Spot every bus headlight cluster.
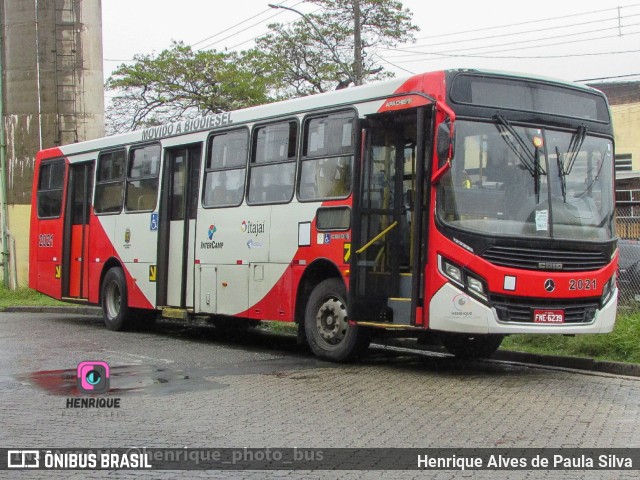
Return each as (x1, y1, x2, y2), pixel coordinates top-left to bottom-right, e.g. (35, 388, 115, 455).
(438, 255, 488, 302)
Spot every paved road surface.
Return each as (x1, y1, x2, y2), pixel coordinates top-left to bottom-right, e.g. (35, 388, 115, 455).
(1, 312, 639, 479)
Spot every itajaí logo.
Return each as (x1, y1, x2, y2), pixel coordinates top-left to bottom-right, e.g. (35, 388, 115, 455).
(202, 224, 223, 249)
(241, 219, 265, 236)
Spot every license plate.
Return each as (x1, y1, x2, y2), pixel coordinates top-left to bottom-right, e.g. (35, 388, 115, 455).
(533, 309, 565, 324)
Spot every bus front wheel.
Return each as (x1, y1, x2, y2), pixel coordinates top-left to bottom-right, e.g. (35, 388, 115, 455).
(101, 267, 130, 331)
(440, 333, 504, 359)
(304, 278, 368, 362)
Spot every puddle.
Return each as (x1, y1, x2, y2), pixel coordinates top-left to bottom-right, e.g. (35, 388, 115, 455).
(15, 365, 228, 397)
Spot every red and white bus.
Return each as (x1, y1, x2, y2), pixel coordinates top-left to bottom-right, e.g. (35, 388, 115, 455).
(30, 69, 618, 361)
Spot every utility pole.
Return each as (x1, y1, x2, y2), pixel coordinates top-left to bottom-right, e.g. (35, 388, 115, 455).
(0, 3, 10, 288)
(353, 0, 363, 86)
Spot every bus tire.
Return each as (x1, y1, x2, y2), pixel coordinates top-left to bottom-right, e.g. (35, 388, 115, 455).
(304, 278, 367, 362)
(440, 333, 504, 359)
(101, 267, 130, 331)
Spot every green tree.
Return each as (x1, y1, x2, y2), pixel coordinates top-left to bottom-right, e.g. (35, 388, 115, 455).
(257, 0, 418, 97)
(105, 42, 275, 134)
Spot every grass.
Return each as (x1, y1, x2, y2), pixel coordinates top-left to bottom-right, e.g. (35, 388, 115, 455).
(0, 285, 67, 309)
(2, 285, 639, 364)
(502, 311, 640, 364)
(260, 321, 297, 335)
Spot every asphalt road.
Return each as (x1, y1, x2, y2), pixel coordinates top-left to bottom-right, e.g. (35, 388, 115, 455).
(1, 312, 639, 479)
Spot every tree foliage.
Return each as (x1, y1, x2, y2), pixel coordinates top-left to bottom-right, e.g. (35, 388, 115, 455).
(256, 0, 418, 96)
(105, 1, 418, 134)
(105, 42, 275, 134)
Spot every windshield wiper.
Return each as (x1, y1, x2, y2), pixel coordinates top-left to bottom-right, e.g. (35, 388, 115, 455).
(494, 114, 546, 202)
(494, 114, 538, 177)
(555, 146, 567, 202)
(563, 124, 587, 175)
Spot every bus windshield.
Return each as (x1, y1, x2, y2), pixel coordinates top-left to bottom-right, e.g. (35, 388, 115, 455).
(438, 120, 614, 241)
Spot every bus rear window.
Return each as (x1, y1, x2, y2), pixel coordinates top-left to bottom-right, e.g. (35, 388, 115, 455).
(450, 74, 610, 122)
(37, 160, 65, 218)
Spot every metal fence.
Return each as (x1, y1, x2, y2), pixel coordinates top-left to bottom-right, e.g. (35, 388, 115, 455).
(616, 215, 640, 309)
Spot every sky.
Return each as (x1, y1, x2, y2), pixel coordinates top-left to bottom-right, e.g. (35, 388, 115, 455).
(101, 0, 640, 91)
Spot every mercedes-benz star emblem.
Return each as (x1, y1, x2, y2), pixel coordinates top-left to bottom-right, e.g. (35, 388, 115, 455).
(544, 279, 555, 293)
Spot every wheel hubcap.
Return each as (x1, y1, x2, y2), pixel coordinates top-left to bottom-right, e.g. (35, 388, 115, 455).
(315, 296, 347, 345)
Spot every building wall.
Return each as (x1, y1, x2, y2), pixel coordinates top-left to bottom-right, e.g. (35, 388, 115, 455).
(611, 101, 640, 172)
(6, 205, 30, 285)
(1, 0, 104, 286)
(589, 81, 640, 172)
(590, 81, 640, 239)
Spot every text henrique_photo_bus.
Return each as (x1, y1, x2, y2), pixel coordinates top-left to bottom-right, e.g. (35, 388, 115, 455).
(30, 69, 618, 361)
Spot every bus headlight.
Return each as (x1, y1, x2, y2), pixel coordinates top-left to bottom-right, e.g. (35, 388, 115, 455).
(438, 255, 488, 302)
(467, 275, 486, 299)
(443, 260, 463, 285)
(601, 274, 616, 306)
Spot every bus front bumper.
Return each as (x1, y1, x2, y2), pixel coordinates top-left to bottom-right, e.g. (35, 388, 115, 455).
(429, 283, 617, 335)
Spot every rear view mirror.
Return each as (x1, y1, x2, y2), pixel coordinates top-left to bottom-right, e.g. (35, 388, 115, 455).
(437, 121, 455, 167)
(432, 119, 456, 185)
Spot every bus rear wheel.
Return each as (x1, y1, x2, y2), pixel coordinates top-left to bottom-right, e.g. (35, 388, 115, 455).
(304, 278, 368, 362)
(440, 333, 504, 359)
(101, 267, 130, 331)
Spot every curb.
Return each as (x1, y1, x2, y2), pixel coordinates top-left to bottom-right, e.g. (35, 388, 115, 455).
(2, 305, 102, 317)
(379, 338, 640, 378)
(2, 307, 639, 377)
(492, 349, 640, 378)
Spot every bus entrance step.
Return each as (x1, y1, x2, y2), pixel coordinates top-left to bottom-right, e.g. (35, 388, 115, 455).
(161, 308, 191, 320)
(399, 274, 413, 298)
(387, 298, 412, 325)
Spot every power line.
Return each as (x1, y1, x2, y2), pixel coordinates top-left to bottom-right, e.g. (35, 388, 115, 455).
(383, 33, 640, 64)
(402, 13, 640, 51)
(196, 1, 311, 51)
(190, 0, 296, 48)
(373, 53, 415, 75)
(384, 22, 640, 60)
(220, 6, 324, 52)
(412, 3, 640, 41)
(577, 73, 640, 82)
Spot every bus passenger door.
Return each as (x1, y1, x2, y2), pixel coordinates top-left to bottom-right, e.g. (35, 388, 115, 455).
(351, 108, 430, 325)
(158, 145, 202, 308)
(62, 162, 94, 299)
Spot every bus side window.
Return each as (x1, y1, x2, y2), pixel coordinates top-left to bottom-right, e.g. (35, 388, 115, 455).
(94, 150, 126, 214)
(248, 121, 297, 205)
(37, 159, 66, 218)
(203, 128, 248, 208)
(125, 144, 161, 212)
(299, 111, 355, 202)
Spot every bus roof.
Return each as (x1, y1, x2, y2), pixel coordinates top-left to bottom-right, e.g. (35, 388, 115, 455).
(40, 69, 606, 159)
